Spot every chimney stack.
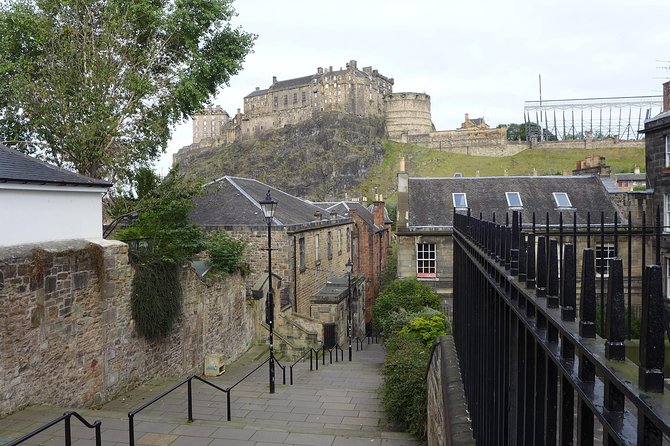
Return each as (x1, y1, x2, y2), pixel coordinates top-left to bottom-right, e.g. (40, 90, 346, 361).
(373, 194, 385, 226)
(330, 211, 338, 221)
(314, 211, 323, 221)
(664, 81, 670, 112)
(272, 76, 277, 84)
(634, 164, 640, 174)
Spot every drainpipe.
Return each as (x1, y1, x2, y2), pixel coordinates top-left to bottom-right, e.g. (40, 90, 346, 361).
(293, 235, 298, 312)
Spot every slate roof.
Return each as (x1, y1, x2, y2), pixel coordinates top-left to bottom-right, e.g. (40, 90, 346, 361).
(598, 176, 619, 193)
(616, 173, 646, 182)
(408, 176, 620, 228)
(313, 201, 377, 229)
(190, 176, 349, 228)
(0, 144, 112, 188)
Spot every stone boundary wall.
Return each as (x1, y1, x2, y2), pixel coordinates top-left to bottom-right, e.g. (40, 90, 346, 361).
(530, 138, 644, 150)
(426, 335, 473, 446)
(0, 238, 255, 416)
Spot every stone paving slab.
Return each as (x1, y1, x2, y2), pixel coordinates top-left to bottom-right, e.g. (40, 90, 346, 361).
(0, 343, 421, 446)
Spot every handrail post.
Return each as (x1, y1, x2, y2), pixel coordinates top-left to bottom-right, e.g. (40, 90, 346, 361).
(95, 422, 102, 446)
(282, 366, 286, 385)
(64, 413, 72, 446)
(310, 349, 313, 371)
(128, 413, 135, 446)
(187, 378, 193, 422)
(315, 350, 319, 370)
(290, 366, 294, 385)
(226, 390, 231, 421)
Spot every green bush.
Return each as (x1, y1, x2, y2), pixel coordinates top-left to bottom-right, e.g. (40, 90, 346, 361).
(399, 314, 448, 348)
(130, 252, 183, 341)
(207, 231, 249, 275)
(372, 277, 440, 334)
(381, 334, 428, 437)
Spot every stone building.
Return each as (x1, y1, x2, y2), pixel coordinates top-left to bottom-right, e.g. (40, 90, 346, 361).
(394, 158, 648, 316)
(189, 176, 365, 348)
(642, 80, 670, 298)
(313, 198, 393, 327)
(190, 59, 393, 145)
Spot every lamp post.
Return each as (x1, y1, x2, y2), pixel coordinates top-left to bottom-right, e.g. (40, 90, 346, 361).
(259, 190, 278, 394)
(346, 259, 353, 362)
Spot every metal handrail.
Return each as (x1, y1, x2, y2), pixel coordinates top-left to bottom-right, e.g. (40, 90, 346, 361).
(273, 356, 287, 385)
(354, 336, 366, 351)
(288, 346, 322, 385)
(6, 411, 101, 446)
(322, 344, 344, 364)
(128, 357, 275, 446)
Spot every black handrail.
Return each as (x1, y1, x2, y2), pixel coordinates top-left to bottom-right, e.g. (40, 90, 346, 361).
(367, 333, 379, 344)
(322, 344, 344, 364)
(6, 411, 101, 446)
(273, 356, 287, 385)
(354, 337, 365, 351)
(127, 357, 274, 446)
(288, 346, 321, 385)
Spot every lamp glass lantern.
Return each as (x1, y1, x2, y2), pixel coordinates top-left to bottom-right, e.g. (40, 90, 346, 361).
(259, 190, 278, 222)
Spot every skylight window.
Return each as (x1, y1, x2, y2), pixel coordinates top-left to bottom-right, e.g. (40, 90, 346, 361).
(505, 192, 523, 208)
(553, 192, 572, 208)
(452, 193, 468, 209)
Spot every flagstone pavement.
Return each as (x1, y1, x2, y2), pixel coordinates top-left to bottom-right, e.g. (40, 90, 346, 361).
(0, 342, 421, 445)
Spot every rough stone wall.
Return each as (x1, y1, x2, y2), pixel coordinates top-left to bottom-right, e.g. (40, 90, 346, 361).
(405, 127, 521, 157)
(426, 336, 474, 446)
(0, 238, 255, 416)
(385, 93, 433, 140)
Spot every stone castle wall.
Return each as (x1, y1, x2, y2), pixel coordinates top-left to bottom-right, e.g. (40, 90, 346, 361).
(0, 239, 256, 416)
(385, 92, 433, 140)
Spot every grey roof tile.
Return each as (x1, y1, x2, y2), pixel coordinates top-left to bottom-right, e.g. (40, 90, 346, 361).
(408, 176, 620, 228)
(191, 176, 346, 228)
(0, 144, 112, 187)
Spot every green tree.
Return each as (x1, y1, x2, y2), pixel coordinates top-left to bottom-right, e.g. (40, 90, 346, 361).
(115, 166, 204, 263)
(503, 123, 557, 141)
(0, 0, 255, 184)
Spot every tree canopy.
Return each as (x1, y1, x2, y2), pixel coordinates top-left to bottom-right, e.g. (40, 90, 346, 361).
(0, 0, 255, 185)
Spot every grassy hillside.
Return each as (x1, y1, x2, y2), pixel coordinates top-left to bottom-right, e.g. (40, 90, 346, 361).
(354, 140, 645, 203)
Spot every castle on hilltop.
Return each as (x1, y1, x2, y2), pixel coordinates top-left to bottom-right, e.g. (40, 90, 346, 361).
(192, 60, 393, 144)
(187, 59, 523, 158)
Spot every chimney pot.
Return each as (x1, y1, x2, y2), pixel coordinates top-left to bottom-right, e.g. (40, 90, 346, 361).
(317, 67, 323, 74)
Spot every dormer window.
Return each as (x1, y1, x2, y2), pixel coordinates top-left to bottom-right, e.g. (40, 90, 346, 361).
(505, 192, 523, 208)
(553, 192, 572, 208)
(452, 193, 468, 209)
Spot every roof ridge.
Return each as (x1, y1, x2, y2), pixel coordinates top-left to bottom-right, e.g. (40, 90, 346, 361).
(226, 177, 284, 226)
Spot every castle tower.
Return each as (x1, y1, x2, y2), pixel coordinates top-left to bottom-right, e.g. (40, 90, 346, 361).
(384, 93, 433, 141)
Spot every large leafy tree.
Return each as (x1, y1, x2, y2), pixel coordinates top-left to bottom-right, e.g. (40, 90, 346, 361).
(0, 0, 255, 184)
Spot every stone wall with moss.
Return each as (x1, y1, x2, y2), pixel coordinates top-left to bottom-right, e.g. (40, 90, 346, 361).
(0, 238, 255, 416)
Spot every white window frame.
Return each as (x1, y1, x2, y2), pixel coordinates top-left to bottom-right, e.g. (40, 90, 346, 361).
(665, 135, 670, 168)
(552, 192, 572, 208)
(416, 243, 436, 278)
(595, 243, 616, 277)
(505, 192, 523, 208)
(452, 193, 468, 209)
(665, 194, 670, 233)
(315, 234, 320, 263)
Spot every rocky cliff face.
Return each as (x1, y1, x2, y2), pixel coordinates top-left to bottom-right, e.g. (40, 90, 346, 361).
(175, 112, 385, 200)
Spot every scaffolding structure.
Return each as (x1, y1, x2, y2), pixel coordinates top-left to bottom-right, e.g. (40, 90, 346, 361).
(524, 95, 663, 141)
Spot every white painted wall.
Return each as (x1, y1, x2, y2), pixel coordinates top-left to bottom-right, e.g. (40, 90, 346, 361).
(0, 184, 107, 246)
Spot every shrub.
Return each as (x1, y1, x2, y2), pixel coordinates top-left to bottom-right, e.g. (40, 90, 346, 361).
(130, 252, 183, 341)
(207, 231, 249, 275)
(372, 277, 440, 334)
(381, 334, 428, 437)
(399, 314, 448, 348)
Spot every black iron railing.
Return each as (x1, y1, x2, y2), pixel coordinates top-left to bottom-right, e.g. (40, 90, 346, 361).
(127, 356, 279, 446)
(6, 411, 101, 446)
(322, 344, 344, 364)
(289, 346, 321, 385)
(453, 210, 670, 445)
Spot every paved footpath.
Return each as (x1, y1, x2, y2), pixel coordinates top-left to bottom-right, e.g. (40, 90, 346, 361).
(0, 343, 421, 446)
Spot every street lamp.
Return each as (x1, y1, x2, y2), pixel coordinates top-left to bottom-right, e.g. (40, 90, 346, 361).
(346, 258, 354, 362)
(259, 190, 278, 393)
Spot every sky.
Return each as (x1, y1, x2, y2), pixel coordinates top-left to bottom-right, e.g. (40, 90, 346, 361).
(155, 0, 670, 175)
